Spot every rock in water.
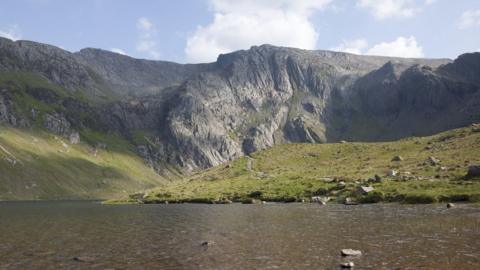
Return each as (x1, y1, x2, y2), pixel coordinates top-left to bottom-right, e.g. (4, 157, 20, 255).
(200, 241, 215, 247)
(341, 249, 362, 256)
(447, 203, 455, 208)
(73, 256, 95, 263)
(344, 197, 359, 205)
(340, 262, 355, 268)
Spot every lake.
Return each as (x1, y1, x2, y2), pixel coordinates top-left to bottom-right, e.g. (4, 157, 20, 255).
(0, 202, 479, 269)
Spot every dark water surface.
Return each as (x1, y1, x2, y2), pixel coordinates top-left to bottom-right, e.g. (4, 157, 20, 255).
(0, 202, 479, 270)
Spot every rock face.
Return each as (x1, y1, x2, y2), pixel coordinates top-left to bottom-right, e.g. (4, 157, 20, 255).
(1, 37, 480, 173)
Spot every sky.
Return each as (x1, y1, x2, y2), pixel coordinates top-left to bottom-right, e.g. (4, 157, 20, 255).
(0, 0, 479, 63)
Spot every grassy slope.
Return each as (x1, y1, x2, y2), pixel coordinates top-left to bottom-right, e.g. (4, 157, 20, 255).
(134, 125, 480, 204)
(0, 71, 171, 200)
(0, 127, 169, 200)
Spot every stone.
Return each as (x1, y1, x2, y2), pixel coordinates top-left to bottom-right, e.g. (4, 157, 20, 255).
(73, 256, 95, 263)
(466, 165, 480, 178)
(311, 196, 330, 204)
(427, 156, 440, 166)
(340, 262, 355, 268)
(341, 249, 362, 256)
(391, 155, 403, 161)
(356, 186, 374, 195)
(447, 203, 455, 208)
(387, 170, 398, 177)
(69, 132, 80, 144)
(201, 241, 215, 247)
(344, 197, 358, 205)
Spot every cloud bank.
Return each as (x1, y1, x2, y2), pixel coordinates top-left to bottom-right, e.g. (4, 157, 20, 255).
(185, 0, 332, 63)
(332, 36, 424, 58)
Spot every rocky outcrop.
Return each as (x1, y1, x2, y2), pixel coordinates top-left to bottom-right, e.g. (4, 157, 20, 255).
(43, 112, 79, 142)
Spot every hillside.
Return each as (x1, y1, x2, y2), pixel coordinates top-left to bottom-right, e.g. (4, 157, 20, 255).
(0, 126, 175, 200)
(126, 125, 480, 204)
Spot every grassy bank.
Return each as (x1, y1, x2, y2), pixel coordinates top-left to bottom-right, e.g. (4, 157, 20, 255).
(117, 125, 480, 205)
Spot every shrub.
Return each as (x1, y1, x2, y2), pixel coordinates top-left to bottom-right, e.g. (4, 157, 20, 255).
(359, 191, 385, 203)
(404, 194, 438, 204)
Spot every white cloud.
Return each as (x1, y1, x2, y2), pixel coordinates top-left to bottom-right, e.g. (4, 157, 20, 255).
(366, 36, 424, 58)
(110, 48, 127, 55)
(458, 9, 480, 29)
(137, 17, 153, 31)
(0, 25, 22, 41)
(135, 17, 161, 59)
(357, 0, 421, 19)
(332, 36, 424, 58)
(424, 0, 436, 5)
(185, 0, 332, 63)
(330, 38, 368, 54)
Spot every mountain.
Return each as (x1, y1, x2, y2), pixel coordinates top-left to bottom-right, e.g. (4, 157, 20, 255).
(1, 37, 479, 199)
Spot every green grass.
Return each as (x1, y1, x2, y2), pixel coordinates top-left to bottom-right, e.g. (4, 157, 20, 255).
(0, 127, 171, 200)
(131, 125, 480, 204)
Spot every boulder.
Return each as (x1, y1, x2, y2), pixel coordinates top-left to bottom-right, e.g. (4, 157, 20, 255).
(426, 156, 440, 166)
(356, 186, 374, 195)
(344, 197, 358, 205)
(466, 165, 480, 178)
(201, 241, 215, 247)
(311, 196, 330, 204)
(341, 249, 362, 256)
(391, 155, 403, 161)
(340, 262, 355, 268)
(387, 170, 398, 177)
(337, 181, 346, 189)
(69, 132, 80, 144)
(447, 203, 455, 208)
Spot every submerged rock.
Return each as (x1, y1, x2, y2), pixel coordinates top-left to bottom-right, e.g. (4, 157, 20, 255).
(200, 241, 215, 248)
(340, 262, 355, 268)
(341, 249, 362, 256)
(73, 256, 95, 263)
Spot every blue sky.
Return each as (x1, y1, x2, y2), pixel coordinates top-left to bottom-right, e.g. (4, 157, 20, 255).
(0, 0, 479, 63)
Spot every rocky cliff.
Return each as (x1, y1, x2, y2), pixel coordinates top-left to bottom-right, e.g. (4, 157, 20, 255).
(1, 37, 479, 175)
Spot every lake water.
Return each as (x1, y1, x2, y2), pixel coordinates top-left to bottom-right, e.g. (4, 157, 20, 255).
(0, 202, 479, 270)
